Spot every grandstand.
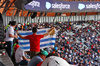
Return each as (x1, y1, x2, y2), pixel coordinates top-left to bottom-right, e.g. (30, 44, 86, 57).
(0, 0, 100, 66)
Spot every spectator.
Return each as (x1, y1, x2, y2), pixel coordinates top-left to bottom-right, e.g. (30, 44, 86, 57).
(37, 53, 58, 66)
(15, 47, 30, 65)
(17, 27, 55, 59)
(28, 50, 48, 66)
(5, 21, 17, 57)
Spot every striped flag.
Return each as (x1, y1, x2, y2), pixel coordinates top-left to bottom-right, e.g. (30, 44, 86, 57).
(18, 28, 56, 51)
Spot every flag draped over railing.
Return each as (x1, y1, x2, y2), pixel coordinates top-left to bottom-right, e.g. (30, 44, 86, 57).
(18, 28, 56, 51)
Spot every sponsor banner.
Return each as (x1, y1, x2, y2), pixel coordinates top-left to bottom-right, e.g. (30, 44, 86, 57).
(24, 0, 100, 12)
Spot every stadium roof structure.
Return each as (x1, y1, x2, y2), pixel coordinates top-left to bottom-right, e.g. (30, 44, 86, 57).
(0, 0, 100, 18)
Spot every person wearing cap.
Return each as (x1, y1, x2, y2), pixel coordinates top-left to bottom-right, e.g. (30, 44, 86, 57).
(15, 46, 30, 65)
(17, 27, 55, 59)
(37, 53, 59, 66)
(28, 50, 48, 66)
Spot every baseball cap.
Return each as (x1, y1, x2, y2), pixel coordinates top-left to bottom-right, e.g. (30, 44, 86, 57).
(41, 50, 48, 56)
(41, 56, 76, 66)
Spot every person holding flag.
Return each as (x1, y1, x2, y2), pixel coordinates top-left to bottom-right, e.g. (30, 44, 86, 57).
(16, 27, 55, 59)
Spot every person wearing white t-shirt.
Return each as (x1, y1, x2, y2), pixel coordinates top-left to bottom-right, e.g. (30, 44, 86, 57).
(4, 21, 17, 57)
(15, 47, 30, 65)
(18, 23, 21, 30)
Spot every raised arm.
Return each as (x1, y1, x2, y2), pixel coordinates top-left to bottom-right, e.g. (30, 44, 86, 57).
(16, 30, 26, 39)
(43, 27, 55, 37)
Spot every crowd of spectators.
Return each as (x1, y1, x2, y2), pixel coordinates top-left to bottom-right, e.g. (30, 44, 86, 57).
(3, 20, 100, 66)
(92, 21, 100, 32)
(54, 21, 100, 66)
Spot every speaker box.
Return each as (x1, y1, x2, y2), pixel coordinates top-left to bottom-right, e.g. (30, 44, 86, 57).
(31, 12, 37, 19)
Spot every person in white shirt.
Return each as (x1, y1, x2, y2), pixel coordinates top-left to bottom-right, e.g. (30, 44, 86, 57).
(15, 47, 30, 65)
(4, 21, 17, 57)
(17, 23, 21, 30)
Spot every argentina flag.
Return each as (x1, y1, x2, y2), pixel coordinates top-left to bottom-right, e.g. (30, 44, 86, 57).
(18, 28, 56, 51)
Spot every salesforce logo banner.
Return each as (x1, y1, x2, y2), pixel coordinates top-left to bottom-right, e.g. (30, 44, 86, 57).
(86, 3, 100, 10)
(45, 2, 70, 10)
(78, 3, 100, 10)
(24, 0, 100, 12)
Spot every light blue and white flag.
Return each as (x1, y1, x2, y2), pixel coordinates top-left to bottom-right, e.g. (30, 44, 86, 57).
(18, 28, 56, 51)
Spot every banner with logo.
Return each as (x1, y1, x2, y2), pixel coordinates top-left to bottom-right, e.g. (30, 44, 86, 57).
(24, 0, 100, 12)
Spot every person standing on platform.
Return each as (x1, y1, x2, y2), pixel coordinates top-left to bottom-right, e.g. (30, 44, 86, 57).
(17, 27, 55, 59)
(5, 21, 17, 57)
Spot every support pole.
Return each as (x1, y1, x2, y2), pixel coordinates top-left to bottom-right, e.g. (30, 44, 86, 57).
(53, 13, 58, 22)
(68, 12, 72, 21)
(84, 12, 88, 20)
(38, 12, 43, 22)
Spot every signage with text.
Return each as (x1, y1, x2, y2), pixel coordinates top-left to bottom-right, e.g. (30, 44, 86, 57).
(24, 0, 100, 12)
